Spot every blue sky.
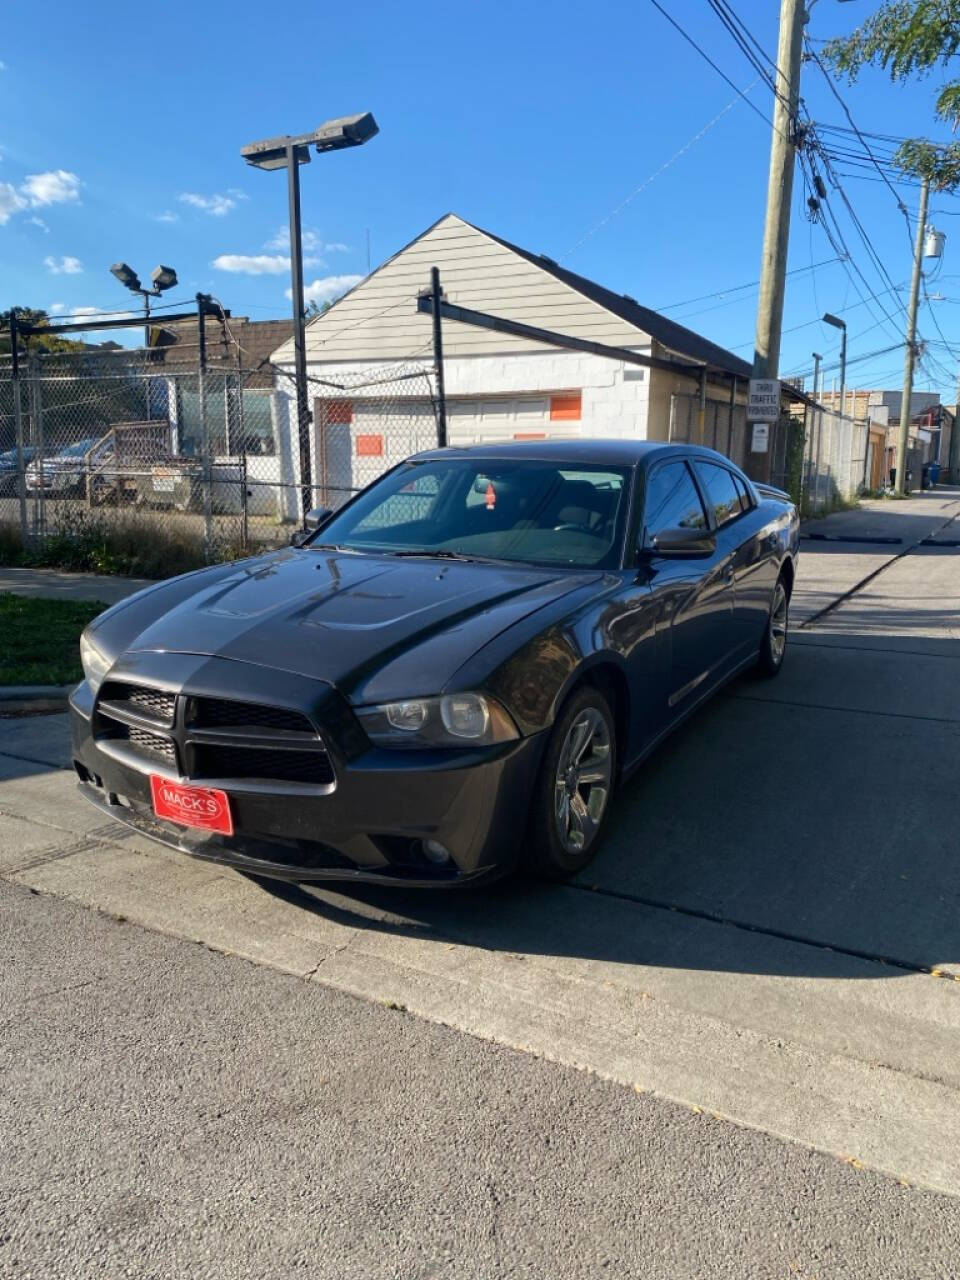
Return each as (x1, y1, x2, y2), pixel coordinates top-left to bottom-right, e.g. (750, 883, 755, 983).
(2, 0, 959, 399)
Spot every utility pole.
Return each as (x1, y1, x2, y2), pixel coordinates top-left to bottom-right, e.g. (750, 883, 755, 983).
(752, 0, 806, 384)
(812, 352, 822, 401)
(895, 175, 930, 496)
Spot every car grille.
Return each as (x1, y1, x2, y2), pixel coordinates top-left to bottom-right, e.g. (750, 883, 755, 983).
(93, 688, 335, 789)
(192, 744, 335, 785)
(99, 681, 176, 726)
(119, 724, 179, 768)
(187, 697, 314, 735)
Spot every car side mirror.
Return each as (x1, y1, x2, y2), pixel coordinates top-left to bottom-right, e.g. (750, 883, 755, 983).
(646, 526, 716, 557)
(290, 506, 334, 547)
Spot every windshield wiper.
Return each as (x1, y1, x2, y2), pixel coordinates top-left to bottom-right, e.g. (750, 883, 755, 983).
(386, 549, 500, 563)
(307, 543, 367, 554)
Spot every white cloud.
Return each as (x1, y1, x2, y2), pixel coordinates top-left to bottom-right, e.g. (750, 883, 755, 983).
(0, 181, 26, 224)
(265, 224, 348, 254)
(49, 302, 66, 314)
(23, 170, 81, 207)
(44, 254, 83, 275)
(212, 252, 323, 275)
(179, 191, 239, 217)
(29, 215, 49, 232)
(155, 210, 179, 223)
(0, 61, 7, 71)
(287, 273, 363, 305)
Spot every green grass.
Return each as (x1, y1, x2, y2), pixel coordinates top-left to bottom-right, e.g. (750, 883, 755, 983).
(0, 593, 106, 686)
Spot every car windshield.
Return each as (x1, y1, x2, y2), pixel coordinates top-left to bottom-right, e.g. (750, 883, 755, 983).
(311, 458, 631, 569)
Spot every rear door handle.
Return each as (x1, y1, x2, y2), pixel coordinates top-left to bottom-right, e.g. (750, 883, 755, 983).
(724, 565, 734, 583)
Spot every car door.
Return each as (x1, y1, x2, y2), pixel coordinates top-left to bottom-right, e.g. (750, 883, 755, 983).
(640, 458, 737, 715)
(691, 460, 764, 660)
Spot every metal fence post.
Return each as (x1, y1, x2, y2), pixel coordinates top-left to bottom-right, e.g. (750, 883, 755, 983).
(9, 309, 28, 543)
(430, 266, 448, 448)
(197, 295, 213, 555)
(28, 352, 45, 537)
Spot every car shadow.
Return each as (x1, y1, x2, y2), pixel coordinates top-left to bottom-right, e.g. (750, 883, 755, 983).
(251, 619, 960, 983)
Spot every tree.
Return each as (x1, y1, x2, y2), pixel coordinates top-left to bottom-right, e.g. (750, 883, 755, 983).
(824, 1, 960, 187)
(0, 308, 86, 355)
(304, 296, 342, 320)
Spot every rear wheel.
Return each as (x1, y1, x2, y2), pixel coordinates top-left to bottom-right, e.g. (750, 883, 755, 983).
(527, 685, 617, 880)
(757, 574, 789, 677)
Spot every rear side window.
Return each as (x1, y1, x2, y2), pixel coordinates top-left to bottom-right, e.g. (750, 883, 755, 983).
(732, 472, 752, 512)
(694, 462, 743, 528)
(643, 461, 708, 541)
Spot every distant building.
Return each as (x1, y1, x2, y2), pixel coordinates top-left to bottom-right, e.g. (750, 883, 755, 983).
(149, 316, 294, 389)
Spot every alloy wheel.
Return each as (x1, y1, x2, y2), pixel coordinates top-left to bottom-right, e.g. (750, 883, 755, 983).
(553, 706, 613, 854)
(770, 581, 788, 664)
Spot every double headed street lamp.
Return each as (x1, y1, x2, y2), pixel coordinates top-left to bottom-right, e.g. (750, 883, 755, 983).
(241, 112, 379, 525)
(110, 262, 179, 346)
(110, 262, 179, 421)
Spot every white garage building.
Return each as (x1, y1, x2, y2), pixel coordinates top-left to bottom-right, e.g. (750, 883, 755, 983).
(269, 213, 753, 511)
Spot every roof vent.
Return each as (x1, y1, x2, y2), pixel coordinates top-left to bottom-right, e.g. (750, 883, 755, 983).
(622, 293, 638, 304)
(538, 253, 558, 267)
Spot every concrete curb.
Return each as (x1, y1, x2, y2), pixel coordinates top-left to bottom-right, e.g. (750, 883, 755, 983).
(0, 684, 73, 713)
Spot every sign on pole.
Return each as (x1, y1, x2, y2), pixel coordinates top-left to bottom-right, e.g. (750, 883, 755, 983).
(748, 378, 780, 423)
(751, 423, 770, 453)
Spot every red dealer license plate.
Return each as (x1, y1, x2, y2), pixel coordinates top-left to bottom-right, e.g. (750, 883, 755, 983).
(150, 776, 234, 836)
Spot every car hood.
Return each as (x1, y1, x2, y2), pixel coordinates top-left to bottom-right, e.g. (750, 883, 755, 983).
(114, 548, 605, 703)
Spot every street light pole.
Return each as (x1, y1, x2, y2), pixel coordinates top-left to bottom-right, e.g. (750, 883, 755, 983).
(812, 352, 822, 401)
(895, 175, 931, 496)
(285, 142, 313, 523)
(822, 313, 847, 419)
(241, 113, 379, 527)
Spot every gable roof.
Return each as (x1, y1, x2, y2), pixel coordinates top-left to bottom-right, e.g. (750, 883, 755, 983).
(472, 219, 752, 379)
(270, 212, 750, 378)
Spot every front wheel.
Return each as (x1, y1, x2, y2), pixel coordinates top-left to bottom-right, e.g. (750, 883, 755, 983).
(757, 575, 789, 677)
(527, 685, 617, 880)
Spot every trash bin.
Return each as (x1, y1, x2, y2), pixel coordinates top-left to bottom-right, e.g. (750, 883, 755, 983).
(929, 461, 941, 486)
(921, 461, 933, 490)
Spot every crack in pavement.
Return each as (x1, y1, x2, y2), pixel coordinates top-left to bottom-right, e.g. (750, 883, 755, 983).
(571, 882, 960, 986)
(729, 692, 960, 725)
(799, 505, 960, 630)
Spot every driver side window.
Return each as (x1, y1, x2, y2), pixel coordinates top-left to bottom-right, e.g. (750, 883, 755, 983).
(642, 461, 708, 545)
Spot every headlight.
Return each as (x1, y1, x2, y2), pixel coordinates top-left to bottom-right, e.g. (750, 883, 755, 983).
(356, 693, 518, 749)
(79, 629, 111, 693)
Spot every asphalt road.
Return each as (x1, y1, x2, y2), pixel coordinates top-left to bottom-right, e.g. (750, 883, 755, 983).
(3, 488, 960, 1274)
(4, 881, 960, 1280)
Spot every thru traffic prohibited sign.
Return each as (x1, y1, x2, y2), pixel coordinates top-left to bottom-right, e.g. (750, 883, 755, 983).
(748, 378, 780, 422)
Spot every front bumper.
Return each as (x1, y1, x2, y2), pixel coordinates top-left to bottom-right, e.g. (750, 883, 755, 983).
(69, 655, 546, 888)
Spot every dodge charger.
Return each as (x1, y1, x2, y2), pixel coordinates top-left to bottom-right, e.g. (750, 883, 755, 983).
(70, 440, 799, 886)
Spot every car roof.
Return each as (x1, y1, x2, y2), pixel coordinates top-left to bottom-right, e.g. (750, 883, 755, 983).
(411, 438, 740, 469)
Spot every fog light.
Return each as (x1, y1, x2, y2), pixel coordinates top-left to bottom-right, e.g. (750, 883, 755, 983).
(422, 839, 451, 865)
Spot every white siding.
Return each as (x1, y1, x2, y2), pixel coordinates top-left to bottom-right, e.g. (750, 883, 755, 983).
(271, 214, 653, 364)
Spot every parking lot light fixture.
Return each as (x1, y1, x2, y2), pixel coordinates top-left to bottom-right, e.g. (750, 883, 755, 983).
(241, 113, 379, 526)
(109, 261, 180, 346)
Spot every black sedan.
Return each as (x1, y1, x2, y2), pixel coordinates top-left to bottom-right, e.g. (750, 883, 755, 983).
(70, 441, 798, 886)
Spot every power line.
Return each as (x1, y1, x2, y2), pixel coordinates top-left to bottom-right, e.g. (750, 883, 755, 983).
(805, 44, 913, 238)
(562, 80, 761, 259)
(646, 0, 780, 131)
(656, 258, 840, 313)
(706, 0, 784, 102)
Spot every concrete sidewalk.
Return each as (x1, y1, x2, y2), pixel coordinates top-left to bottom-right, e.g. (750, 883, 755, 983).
(0, 566, 153, 605)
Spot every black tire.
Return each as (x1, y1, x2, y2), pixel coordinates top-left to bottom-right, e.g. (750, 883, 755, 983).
(756, 573, 790, 677)
(526, 684, 617, 881)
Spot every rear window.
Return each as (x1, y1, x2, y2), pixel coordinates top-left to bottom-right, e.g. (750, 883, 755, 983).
(694, 462, 744, 528)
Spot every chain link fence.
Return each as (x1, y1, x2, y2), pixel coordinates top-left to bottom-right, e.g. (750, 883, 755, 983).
(0, 345, 439, 573)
